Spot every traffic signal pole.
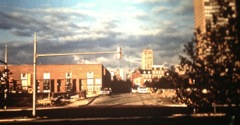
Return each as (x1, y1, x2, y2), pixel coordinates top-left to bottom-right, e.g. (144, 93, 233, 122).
(32, 32, 121, 117)
(32, 32, 37, 117)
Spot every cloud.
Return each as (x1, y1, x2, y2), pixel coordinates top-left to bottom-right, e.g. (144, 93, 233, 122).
(0, 0, 194, 70)
(151, 6, 169, 13)
(172, 1, 193, 15)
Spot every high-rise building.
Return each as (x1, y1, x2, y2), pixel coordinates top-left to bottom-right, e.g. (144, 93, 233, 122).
(141, 48, 153, 70)
(194, 0, 237, 33)
(193, 0, 239, 62)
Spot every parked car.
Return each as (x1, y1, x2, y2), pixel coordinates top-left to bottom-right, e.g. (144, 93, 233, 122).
(100, 88, 112, 95)
(131, 88, 137, 93)
(137, 87, 149, 94)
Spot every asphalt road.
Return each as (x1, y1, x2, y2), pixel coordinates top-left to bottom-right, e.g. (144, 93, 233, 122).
(0, 93, 240, 125)
(89, 93, 181, 106)
(0, 106, 239, 125)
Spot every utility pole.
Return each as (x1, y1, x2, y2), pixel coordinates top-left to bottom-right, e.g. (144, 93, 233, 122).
(32, 32, 121, 117)
(32, 32, 37, 117)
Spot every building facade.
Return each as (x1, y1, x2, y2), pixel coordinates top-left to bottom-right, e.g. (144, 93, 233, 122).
(131, 48, 168, 86)
(1, 64, 111, 94)
(194, 0, 237, 33)
(131, 65, 168, 87)
(139, 69, 152, 84)
(193, 0, 239, 65)
(151, 65, 167, 79)
(141, 48, 153, 70)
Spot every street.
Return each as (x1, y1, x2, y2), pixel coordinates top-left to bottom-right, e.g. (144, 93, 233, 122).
(88, 92, 181, 106)
(0, 92, 239, 125)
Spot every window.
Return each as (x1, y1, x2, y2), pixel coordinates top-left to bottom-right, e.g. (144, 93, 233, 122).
(57, 79, 61, 92)
(22, 80, 28, 87)
(95, 86, 101, 92)
(21, 73, 27, 79)
(87, 86, 93, 92)
(43, 79, 50, 93)
(95, 79, 102, 85)
(87, 79, 93, 85)
(87, 72, 94, 78)
(43, 73, 50, 79)
(66, 72, 72, 79)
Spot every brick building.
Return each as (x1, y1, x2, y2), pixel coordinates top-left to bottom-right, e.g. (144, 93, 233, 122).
(0, 64, 111, 94)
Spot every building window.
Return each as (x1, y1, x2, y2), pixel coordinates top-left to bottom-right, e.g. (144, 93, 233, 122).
(43, 79, 50, 93)
(21, 80, 28, 91)
(87, 86, 93, 92)
(95, 79, 101, 85)
(87, 79, 93, 85)
(95, 86, 101, 92)
(65, 73, 72, 92)
(87, 72, 94, 78)
(57, 79, 61, 92)
(21, 73, 31, 92)
(66, 73, 72, 79)
(43, 73, 50, 93)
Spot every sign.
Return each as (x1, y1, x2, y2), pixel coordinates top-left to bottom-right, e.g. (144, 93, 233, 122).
(43, 73, 50, 79)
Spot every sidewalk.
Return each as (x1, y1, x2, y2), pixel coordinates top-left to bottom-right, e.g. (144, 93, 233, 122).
(0, 93, 100, 112)
(66, 93, 99, 107)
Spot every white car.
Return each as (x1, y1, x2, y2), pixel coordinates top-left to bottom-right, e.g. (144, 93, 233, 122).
(137, 87, 149, 94)
(131, 88, 138, 93)
(100, 88, 112, 95)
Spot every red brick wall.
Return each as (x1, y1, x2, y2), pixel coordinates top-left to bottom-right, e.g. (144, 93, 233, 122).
(0, 64, 111, 93)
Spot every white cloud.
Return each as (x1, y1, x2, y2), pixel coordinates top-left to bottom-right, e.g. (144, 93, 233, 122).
(74, 3, 96, 8)
(0, 0, 194, 68)
(134, 0, 163, 4)
(58, 33, 108, 42)
(151, 6, 169, 13)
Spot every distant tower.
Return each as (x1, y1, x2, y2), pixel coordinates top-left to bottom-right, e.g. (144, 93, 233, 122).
(141, 48, 153, 70)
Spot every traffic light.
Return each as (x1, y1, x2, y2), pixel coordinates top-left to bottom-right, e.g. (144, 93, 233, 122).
(117, 47, 122, 60)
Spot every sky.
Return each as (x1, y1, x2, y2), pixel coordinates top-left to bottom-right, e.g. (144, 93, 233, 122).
(0, 0, 194, 70)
